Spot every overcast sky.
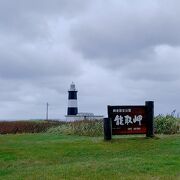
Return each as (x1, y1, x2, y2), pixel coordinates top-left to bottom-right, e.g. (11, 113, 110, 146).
(0, 0, 180, 120)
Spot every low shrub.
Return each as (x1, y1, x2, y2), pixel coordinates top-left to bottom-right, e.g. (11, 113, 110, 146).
(71, 120, 103, 136)
(0, 120, 64, 134)
(154, 115, 180, 134)
(47, 120, 103, 137)
(47, 124, 73, 135)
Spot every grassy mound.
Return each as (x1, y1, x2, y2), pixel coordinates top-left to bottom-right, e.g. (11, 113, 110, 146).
(47, 116, 180, 137)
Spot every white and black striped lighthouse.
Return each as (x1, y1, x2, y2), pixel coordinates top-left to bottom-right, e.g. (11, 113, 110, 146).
(67, 82, 78, 116)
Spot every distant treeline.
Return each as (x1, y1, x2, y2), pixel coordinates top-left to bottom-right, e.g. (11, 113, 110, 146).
(0, 120, 64, 134)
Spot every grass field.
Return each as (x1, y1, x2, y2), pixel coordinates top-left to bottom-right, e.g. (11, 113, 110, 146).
(0, 134, 180, 180)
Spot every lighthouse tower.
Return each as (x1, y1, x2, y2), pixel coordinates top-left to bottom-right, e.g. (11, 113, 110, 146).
(67, 82, 78, 117)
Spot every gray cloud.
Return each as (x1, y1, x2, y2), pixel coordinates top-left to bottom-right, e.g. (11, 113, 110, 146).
(0, 44, 83, 79)
(121, 45, 180, 82)
(0, 0, 90, 41)
(71, 0, 180, 66)
(0, 0, 180, 119)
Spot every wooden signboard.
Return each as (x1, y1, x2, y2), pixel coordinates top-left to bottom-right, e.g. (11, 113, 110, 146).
(108, 105, 146, 135)
(104, 101, 154, 140)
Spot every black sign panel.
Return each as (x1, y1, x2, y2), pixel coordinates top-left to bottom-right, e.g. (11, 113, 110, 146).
(108, 105, 147, 135)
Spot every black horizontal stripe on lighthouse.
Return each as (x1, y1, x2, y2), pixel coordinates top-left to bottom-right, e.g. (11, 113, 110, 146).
(68, 91, 77, 99)
(67, 107, 78, 115)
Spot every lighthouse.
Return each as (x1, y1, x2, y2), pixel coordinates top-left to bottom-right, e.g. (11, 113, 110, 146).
(67, 82, 78, 116)
(65, 82, 103, 121)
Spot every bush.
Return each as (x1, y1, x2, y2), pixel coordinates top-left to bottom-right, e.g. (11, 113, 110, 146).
(47, 124, 73, 135)
(47, 120, 103, 137)
(72, 120, 103, 136)
(154, 115, 180, 134)
(0, 120, 64, 134)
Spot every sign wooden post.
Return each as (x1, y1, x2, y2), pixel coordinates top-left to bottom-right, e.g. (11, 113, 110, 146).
(104, 101, 154, 140)
(146, 101, 154, 137)
(103, 118, 112, 140)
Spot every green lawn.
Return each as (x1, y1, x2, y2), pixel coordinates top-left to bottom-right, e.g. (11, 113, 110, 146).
(0, 134, 179, 180)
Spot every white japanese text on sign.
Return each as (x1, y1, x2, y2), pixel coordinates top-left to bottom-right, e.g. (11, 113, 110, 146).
(114, 115, 143, 126)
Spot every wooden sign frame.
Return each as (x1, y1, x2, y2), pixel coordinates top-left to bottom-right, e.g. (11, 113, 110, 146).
(104, 101, 154, 140)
